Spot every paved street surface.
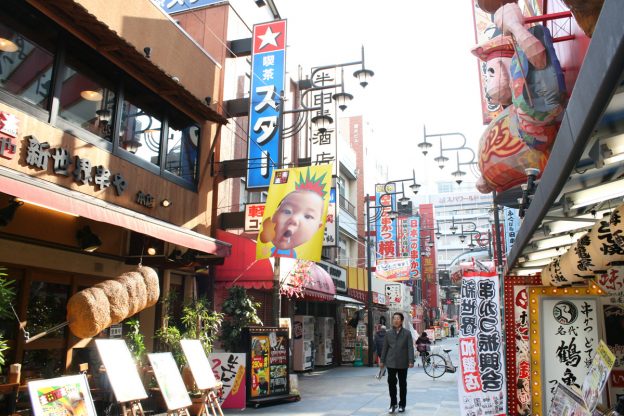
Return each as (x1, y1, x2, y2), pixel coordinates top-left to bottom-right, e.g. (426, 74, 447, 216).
(225, 337, 460, 416)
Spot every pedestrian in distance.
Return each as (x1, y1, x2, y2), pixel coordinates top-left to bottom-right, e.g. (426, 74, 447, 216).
(380, 312, 414, 414)
(450, 324, 456, 337)
(416, 331, 432, 364)
(374, 325, 387, 366)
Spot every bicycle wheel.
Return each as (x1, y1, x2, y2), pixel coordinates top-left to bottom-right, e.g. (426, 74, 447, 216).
(423, 354, 447, 379)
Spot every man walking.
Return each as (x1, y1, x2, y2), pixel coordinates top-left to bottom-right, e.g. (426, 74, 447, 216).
(380, 312, 414, 413)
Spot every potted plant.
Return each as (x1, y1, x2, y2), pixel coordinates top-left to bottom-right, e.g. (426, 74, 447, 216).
(220, 286, 262, 352)
(0, 267, 15, 375)
(154, 295, 223, 412)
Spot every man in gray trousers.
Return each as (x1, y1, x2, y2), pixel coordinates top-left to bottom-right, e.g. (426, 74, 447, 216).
(380, 312, 414, 413)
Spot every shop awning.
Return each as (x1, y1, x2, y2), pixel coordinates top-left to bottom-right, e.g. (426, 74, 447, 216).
(215, 230, 274, 289)
(347, 288, 368, 303)
(334, 294, 364, 305)
(303, 263, 335, 301)
(0, 168, 231, 257)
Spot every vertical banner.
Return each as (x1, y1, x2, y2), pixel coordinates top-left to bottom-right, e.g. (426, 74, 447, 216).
(458, 271, 507, 416)
(408, 216, 421, 282)
(209, 353, 246, 409)
(375, 183, 397, 260)
(513, 286, 532, 415)
(250, 335, 270, 398)
(323, 188, 337, 246)
(492, 223, 506, 269)
(398, 217, 410, 258)
(247, 20, 286, 189)
(310, 68, 338, 174)
(503, 207, 521, 256)
(256, 165, 331, 261)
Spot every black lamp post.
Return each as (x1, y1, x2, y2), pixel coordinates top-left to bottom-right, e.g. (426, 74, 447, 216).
(270, 48, 375, 327)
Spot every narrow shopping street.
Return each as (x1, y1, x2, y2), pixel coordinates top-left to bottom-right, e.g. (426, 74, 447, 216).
(227, 337, 460, 416)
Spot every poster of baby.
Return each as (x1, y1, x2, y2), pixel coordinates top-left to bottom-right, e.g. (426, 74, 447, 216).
(256, 165, 332, 261)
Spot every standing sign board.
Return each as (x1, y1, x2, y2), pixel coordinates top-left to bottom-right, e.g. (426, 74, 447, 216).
(209, 353, 246, 410)
(148, 353, 192, 411)
(527, 285, 602, 416)
(95, 339, 148, 404)
(458, 271, 507, 415)
(244, 327, 290, 404)
(246, 20, 287, 189)
(28, 375, 97, 416)
(181, 339, 220, 390)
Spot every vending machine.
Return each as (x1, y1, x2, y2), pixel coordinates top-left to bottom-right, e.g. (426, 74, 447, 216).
(314, 317, 335, 365)
(293, 315, 315, 371)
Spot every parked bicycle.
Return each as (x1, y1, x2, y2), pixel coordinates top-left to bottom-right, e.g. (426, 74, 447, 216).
(423, 347, 457, 378)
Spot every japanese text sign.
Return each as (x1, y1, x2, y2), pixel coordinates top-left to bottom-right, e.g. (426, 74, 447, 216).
(247, 20, 286, 189)
(310, 68, 337, 174)
(503, 207, 520, 256)
(209, 353, 246, 409)
(245, 203, 265, 233)
(541, 297, 599, 414)
(323, 188, 337, 246)
(408, 216, 421, 281)
(375, 183, 397, 260)
(458, 271, 507, 415)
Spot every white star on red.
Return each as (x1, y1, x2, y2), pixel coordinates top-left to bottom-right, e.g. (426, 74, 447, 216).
(258, 27, 280, 50)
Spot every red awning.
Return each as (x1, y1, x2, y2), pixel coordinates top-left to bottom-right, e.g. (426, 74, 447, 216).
(215, 230, 336, 300)
(0, 168, 230, 256)
(215, 230, 274, 289)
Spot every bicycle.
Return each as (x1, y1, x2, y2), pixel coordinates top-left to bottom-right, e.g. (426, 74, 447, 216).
(423, 347, 457, 379)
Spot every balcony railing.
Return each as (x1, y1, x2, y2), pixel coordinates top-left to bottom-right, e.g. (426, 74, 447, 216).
(339, 194, 356, 217)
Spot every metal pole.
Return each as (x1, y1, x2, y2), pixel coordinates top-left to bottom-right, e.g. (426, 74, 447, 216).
(492, 192, 504, 273)
(273, 256, 281, 326)
(366, 194, 374, 367)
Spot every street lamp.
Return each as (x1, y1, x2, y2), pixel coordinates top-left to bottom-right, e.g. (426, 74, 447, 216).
(418, 125, 478, 184)
(270, 48, 375, 326)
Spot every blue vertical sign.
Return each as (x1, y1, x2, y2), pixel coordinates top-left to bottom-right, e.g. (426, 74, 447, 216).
(375, 183, 397, 260)
(503, 207, 520, 256)
(246, 20, 287, 189)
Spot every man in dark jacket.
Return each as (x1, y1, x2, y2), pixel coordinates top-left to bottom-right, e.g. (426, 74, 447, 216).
(380, 312, 414, 413)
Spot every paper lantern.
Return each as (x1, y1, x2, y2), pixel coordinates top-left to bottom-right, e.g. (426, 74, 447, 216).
(609, 204, 624, 250)
(586, 218, 624, 271)
(595, 266, 624, 295)
(540, 257, 571, 287)
(558, 234, 595, 281)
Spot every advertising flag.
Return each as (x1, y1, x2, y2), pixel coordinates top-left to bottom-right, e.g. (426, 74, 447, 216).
(256, 165, 332, 261)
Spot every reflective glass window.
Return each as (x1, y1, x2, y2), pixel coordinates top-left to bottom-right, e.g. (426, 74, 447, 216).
(119, 100, 162, 165)
(0, 14, 56, 109)
(165, 117, 199, 183)
(59, 65, 116, 141)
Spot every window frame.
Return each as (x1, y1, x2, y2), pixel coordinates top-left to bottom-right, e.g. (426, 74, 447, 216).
(0, 4, 203, 192)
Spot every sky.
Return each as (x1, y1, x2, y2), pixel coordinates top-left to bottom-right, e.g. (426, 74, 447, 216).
(274, 0, 488, 192)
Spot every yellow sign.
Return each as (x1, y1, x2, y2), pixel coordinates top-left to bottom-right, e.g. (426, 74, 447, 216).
(256, 165, 331, 261)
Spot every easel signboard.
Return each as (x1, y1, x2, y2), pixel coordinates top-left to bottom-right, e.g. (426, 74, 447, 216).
(148, 352, 192, 415)
(180, 339, 224, 416)
(95, 339, 148, 415)
(28, 374, 97, 416)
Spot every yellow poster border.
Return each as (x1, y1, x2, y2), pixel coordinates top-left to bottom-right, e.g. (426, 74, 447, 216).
(528, 283, 604, 416)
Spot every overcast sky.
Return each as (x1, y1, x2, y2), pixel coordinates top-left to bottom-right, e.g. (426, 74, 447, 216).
(274, 0, 488, 192)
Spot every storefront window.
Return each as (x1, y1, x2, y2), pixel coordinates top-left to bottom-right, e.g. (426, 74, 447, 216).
(0, 20, 55, 110)
(118, 100, 162, 166)
(59, 65, 116, 141)
(165, 122, 199, 183)
(27, 281, 68, 337)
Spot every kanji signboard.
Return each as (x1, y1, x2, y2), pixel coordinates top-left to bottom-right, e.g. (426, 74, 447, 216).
(247, 20, 286, 189)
